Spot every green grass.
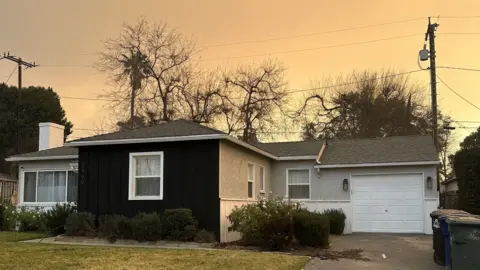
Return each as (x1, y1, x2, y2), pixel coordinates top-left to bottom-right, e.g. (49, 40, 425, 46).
(0, 232, 309, 270)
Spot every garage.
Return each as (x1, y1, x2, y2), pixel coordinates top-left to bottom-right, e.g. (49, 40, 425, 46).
(351, 173, 424, 233)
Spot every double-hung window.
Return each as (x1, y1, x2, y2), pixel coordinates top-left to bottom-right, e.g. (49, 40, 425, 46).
(129, 152, 163, 200)
(22, 170, 78, 204)
(248, 163, 254, 198)
(287, 169, 310, 199)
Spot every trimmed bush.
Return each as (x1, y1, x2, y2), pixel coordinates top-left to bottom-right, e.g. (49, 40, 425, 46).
(98, 215, 132, 242)
(65, 212, 96, 237)
(16, 207, 43, 232)
(43, 203, 77, 235)
(194, 229, 217, 243)
(228, 196, 304, 250)
(293, 211, 330, 247)
(323, 209, 346, 235)
(131, 213, 162, 242)
(162, 209, 197, 241)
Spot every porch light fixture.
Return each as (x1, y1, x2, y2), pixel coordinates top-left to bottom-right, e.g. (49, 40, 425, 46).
(343, 179, 349, 191)
(426, 176, 433, 189)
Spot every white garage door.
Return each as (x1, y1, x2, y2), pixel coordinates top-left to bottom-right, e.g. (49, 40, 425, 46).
(351, 173, 424, 233)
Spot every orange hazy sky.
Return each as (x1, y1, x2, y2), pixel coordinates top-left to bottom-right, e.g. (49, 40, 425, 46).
(1, 0, 480, 148)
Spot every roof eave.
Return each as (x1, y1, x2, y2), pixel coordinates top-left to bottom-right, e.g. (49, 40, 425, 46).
(5, 155, 79, 162)
(314, 160, 440, 168)
(277, 156, 318, 161)
(65, 134, 279, 160)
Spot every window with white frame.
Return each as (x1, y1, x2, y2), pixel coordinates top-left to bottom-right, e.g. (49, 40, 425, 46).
(287, 169, 310, 199)
(259, 166, 265, 193)
(248, 163, 254, 198)
(129, 152, 163, 200)
(22, 170, 78, 203)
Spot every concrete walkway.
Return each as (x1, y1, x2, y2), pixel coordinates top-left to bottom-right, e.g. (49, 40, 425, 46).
(22, 236, 217, 251)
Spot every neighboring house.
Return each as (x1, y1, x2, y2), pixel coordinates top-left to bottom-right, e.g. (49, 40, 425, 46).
(6, 120, 440, 242)
(441, 177, 458, 193)
(5, 123, 78, 208)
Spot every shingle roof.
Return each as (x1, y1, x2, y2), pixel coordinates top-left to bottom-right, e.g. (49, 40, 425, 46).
(319, 135, 438, 165)
(6, 146, 78, 160)
(70, 119, 225, 143)
(255, 140, 324, 157)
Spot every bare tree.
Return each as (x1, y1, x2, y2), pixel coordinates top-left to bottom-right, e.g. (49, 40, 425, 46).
(298, 70, 431, 139)
(223, 60, 288, 143)
(97, 18, 195, 122)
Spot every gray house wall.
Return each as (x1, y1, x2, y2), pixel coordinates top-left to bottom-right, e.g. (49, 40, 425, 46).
(271, 161, 438, 200)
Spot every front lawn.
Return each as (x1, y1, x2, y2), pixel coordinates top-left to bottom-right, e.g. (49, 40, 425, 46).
(0, 232, 309, 270)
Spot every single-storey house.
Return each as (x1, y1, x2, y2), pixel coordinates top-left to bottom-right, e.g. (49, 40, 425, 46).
(6, 120, 440, 242)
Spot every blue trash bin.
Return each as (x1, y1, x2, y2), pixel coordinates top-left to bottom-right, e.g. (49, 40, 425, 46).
(440, 216, 452, 267)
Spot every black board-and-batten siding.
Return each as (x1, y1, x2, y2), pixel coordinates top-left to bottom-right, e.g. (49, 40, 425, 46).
(77, 140, 220, 239)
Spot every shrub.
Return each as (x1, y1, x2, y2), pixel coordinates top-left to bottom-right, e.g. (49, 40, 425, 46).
(323, 209, 346, 235)
(98, 215, 132, 242)
(228, 196, 304, 250)
(454, 148, 480, 214)
(0, 204, 5, 230)
(65, 212, 96, 237)
(194, 229, 217, 243)
(16, 207, 43, 232)
(162, 209, 197, 241)
(131, 213, 162, 242)
(0, 203, 17, 231)
(293, 211, 330, 247)
(43, 203, 77, 235)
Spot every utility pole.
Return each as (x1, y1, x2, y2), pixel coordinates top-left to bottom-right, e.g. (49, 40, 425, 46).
(419, 17, 439, 193)
(1, 52, 38, 89)
(0, 52, 38, 155)
(427, 18, 439, 151)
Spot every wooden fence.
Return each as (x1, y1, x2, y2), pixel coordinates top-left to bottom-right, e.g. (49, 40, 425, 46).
(440, 192, 459, 209)
(0, 180, 17, 204)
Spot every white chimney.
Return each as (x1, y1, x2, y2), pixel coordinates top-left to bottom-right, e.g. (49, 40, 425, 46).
(39, 122, 65, 151)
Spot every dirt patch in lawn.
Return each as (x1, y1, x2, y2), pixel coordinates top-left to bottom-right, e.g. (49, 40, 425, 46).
(214, 241, 369, 261)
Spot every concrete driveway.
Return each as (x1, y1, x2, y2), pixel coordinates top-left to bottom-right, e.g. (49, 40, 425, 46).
(305, 234, 443, 270)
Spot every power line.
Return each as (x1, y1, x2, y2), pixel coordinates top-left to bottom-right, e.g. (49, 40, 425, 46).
(453, 120, 480, 123)
(438, 66, 480, 72)
(439, 32, 480, 35)
(287, 70, 425, 94)
(3, 66, 16, 83)
(201, 17, 426, 48)
(440, 16, 480, 19)
(60, 95, 115, 102)
(58, 69, 425, 103)
(436, 74, 480, 111)
(198, 34, 422, 61)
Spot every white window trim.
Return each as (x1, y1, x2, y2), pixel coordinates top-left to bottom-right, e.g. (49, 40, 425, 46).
(248, 162, 255, 198)
(19, 169, 77, 206)
(128, 151, 164, 201)
(259, 165, 265, 193)
(286, 168, 311, 200)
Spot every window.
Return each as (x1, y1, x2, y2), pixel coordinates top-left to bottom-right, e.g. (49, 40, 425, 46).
(129, 152, 163, 200)
(259, 166, 265, 193)
(22, 170, 78, 204)
(248, 163, 254, 198)
(287, 169, 310, 199)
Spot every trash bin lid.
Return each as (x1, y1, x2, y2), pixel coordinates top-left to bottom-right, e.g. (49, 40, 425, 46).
(430, 209, 468, 218)
(446, 215, 480, 226)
